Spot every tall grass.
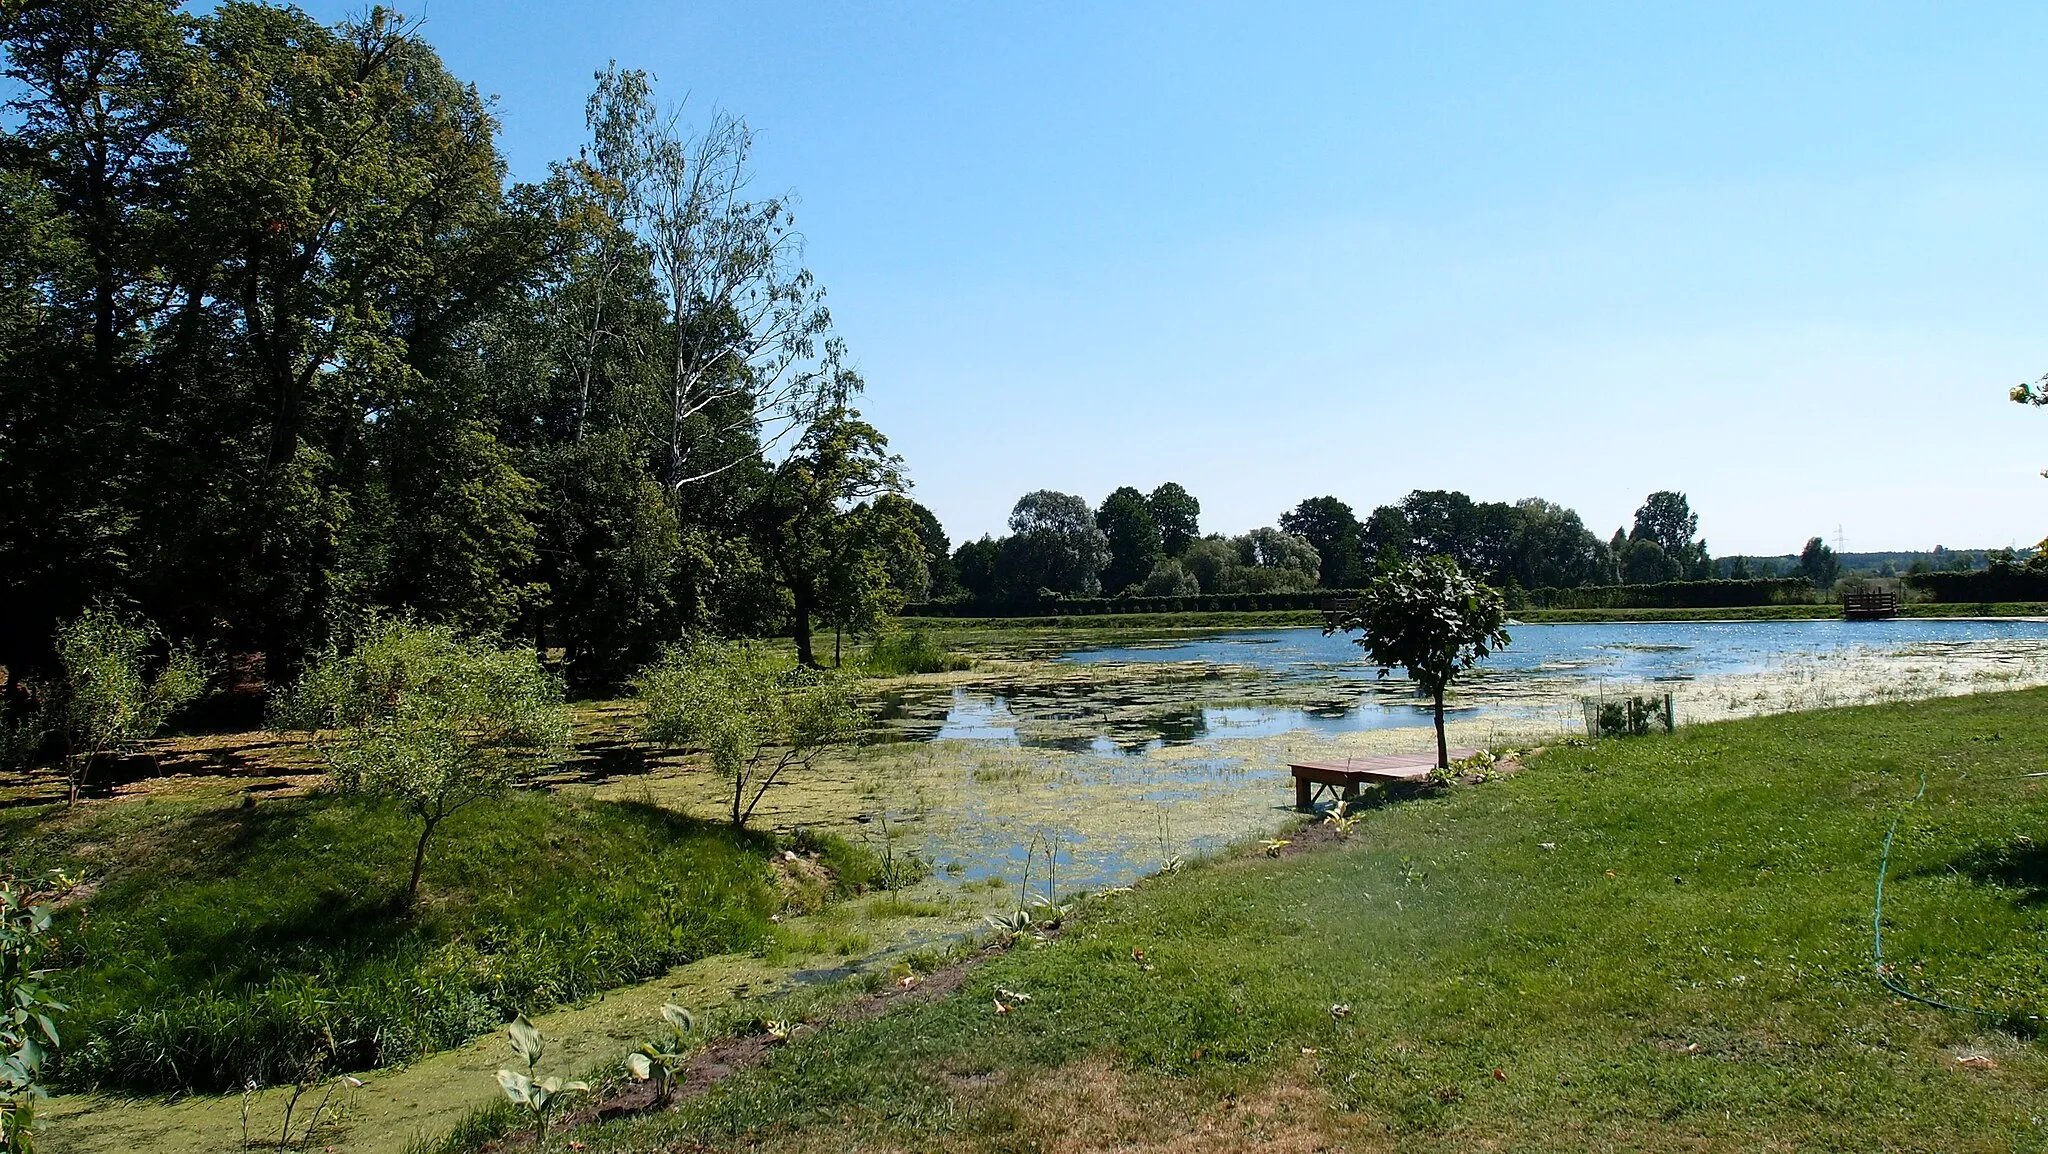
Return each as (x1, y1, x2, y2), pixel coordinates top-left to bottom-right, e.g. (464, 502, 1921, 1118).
(861, 629, 969, 675)
(18, 791, 876, 1093)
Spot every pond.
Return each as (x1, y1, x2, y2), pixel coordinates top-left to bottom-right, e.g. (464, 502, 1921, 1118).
(876, 618, 2048, 753)
(621, 618, 2048, 898)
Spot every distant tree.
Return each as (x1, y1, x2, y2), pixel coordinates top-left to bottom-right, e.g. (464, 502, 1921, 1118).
(1503, 499, 1609, 590)
(996, 491, 1110, 598)
(1326, 557, 1510, 769)
(905, 502, 959, 599)
(635, 641, 864, 830)
(38, 606, 206, 806)
(1141, 557, 1199, 596)
(1621, 539, 1680, 584)
(1631, 491, 1708, 577)
(1146, 483, 1201, 557)
(1728, 555, 1752, 579)
(1179, 529, 1321, 594)
(1096, 487, 1163, 595)
(1280, 497, 1367, 588)
(752, 411, 914, 667)
(1799, 537, 1839, 589)
(1235, 528, 1322, 591)
(275, 621, 571, 903)
(1363, 505, 1412, 568)
(952, 537, 1001, 600)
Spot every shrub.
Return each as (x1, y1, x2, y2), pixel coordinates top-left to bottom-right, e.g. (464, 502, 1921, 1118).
(273, 620, 572, 903)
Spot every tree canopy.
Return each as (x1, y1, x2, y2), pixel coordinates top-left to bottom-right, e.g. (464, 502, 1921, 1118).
(1326, 556, 1510, 769)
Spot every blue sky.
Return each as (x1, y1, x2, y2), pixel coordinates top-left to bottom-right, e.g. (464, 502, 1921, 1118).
(326, 1, 2048, 553)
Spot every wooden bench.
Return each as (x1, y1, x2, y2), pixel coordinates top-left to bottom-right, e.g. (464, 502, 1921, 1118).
(1290, 749, 1479, 811)
(1843, 591, 1899, 620)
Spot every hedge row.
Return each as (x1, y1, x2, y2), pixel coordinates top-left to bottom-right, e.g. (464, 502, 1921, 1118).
(1522, 577, 1814, 610)
(1904, 569, 2048, 603)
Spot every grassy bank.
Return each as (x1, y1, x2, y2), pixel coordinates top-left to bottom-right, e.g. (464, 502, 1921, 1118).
(7, 785, 880, 1095)
(544, 688, 2048, 1152)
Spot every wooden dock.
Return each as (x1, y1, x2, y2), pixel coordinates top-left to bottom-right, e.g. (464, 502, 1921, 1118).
(1290, 749, 1479, 810)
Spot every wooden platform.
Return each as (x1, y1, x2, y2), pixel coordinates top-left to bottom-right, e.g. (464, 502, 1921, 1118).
(1290, 749, 1479, 811)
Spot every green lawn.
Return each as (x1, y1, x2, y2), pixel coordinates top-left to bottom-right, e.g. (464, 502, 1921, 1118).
(550, 689, 2048, 1153)
(5, 786, 879, 1095)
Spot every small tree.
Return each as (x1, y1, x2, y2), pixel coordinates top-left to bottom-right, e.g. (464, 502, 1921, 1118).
(634, 641, 864, 830)
(1326, 556, 1510, 769)
(274, 621, 572, 904)
(42, 606, 206, 805)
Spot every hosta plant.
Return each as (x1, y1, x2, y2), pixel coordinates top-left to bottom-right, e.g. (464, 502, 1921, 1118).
(494, 1015, 587, 1143)
(624, 1004, 696, 1105)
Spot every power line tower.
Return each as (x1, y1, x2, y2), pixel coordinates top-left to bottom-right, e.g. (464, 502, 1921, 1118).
(1835, 524, 1847, 555)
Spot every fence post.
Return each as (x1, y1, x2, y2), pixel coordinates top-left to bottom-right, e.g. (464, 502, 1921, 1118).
(1662, 692, 1675, 733)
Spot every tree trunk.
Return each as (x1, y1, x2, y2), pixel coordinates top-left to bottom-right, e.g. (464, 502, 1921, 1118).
(791, 581, 819, 668)
(731, 777, 745, 829)
(407, 816, 440, 903)
(1433, 689, 1448, 770)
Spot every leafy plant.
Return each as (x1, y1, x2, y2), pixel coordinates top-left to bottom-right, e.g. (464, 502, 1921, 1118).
(624, 1003, 696, 1105)
(38, 605, 206, 805)
(273, 620, 572, 902)
(635, 641, 866, 830)
(0, 878, 66, 1153)
(494, 1015, 587, 1143)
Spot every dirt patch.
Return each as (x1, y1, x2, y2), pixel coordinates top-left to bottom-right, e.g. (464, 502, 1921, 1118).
(971, 1055, 1388, 1154)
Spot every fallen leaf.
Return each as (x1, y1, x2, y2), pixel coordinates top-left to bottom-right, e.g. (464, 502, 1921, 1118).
(993, 999, 1010, 1014)
(1956, 1053, 1998, 1070)
(1492, 1068, 1507, 1081)
(1604, 870, 1617, 877)
(896, 974, 919, 989)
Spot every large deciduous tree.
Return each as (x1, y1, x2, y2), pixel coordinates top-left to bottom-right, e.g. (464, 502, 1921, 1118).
(1095, 487, 1162, 595)
(1326, 556, 1510, 769)
(1280, 497, 1366, 588)
(996, 491, 1111, 599)
(1146, 483, 1200, 557)
(1631, 491, 1709, 579)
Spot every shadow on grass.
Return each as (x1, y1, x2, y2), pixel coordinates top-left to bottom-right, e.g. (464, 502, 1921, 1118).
(1925, 838, 2048, 907)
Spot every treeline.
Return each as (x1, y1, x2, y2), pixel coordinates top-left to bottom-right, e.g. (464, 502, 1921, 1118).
(930, 487, 1721, 605)
(0, 2, 940, 686)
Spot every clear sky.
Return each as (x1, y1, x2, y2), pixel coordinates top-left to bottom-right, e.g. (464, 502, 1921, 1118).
(311, 1, 2048, 554)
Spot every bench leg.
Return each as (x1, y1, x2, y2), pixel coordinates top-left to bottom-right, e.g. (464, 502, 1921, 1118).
(1295, 777, 1312, 811)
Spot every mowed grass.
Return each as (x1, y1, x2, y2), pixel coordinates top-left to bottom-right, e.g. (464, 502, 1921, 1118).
(554, 689, 2048, 1153)
(4, 788, 876, 1095)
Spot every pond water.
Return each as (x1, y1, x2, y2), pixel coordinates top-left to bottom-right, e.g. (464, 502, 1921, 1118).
(877, 619, 2048, 756)
(633, 617, 2048, 899)
(1060, 617, 2048, 684)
